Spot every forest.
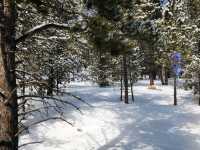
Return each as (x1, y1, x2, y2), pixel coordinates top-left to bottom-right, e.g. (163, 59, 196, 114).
(0, 0, 200, 150)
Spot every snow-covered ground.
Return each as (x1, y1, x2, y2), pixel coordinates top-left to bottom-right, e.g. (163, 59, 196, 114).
(20, 80, 200, 150)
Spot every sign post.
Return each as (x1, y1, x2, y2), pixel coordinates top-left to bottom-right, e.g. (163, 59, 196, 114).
(174, 74, 177, 105)
(171, 52, 181, 106)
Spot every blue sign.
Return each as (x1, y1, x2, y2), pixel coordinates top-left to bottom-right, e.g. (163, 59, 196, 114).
(175, 52, 181, 61)
(160, 0, 169, 7)
(171, 52, 181, 63)
(173, 64, 182, 76)
(171, 52, 182, 76)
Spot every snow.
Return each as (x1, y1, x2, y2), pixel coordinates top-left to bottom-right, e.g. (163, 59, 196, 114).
(20, 80, 200, 150)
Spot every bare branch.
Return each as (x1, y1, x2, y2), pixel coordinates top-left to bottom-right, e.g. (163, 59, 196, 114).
(18, 105, 63, 116)
(17, 95, 82, 114)
(18, 141, 44, 148)
(18, 81, 47, 88)
(16, 117, 73, 136)
(15, 69, 43, 80)
(0, 90, 6, 100)
(18, 99, 50, 107)
(62, 91, 93, 107)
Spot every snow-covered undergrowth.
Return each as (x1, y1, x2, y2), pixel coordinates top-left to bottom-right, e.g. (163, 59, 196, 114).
(20, 80, 200, 150)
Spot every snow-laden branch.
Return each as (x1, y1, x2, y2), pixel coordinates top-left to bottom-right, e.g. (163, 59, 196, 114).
(32, 35, 70, 40)
(16, 23, 71, 43)
(16, 22, 87, 44)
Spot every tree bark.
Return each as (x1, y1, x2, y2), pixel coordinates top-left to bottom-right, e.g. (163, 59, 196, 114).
(0, 0, 18, 150)
(160, 65, 164, 85)
(198, 41, 200, 106)
(98, 52, 109, 87)
(128, 57, 134, 102)
(120, 65, 123, 101)
(164, 68, 168, 85)
(123, 54, 128, 104)
(160, 73, 164, 85)
(149, 72, 154, 86)
(129, 73, 134, 103)
(47, 66, 54, 96)
(198, 73, 200, 106)
(56, 70, 59, 95)
(21, 64, 26, 120)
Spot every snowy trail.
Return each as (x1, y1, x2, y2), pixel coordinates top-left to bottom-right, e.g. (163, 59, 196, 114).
(20, 80, 200, 150)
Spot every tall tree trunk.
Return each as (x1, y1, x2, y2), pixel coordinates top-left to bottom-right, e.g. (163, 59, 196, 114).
(198, 73, 200, 106)
(164, 68, 168, 85)
(128, 57, 134, 102)
(123, 54, 128, 104)
(21, 64, 25, 120)
(47, 66, 54, 96)
(120, 58, 123, 101)
(129, 73, 134, 102)
(56, 73, 59, 95)
(120, 67, 123, 101)
(98, 52, 109, 87)
(71, 69, 75, 81)
(149, 72, 154, 86)
(160, 65, 164, 85)
(160, 72, 164, 85)
(0, 0, 18, 150)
